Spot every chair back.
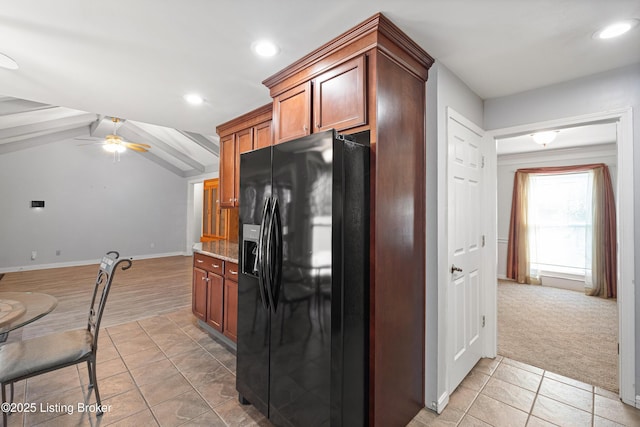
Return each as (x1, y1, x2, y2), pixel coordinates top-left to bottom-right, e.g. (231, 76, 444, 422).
(87, 251, 132, 348)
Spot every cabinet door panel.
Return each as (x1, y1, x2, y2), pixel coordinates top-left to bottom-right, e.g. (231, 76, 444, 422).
(219, 135, 236, 208)
(314, 55, 366, 132)
(206, 273, 224, 332)
(224, 278, 238, 342)
(235, 128, 254, 207)
(192, 267, 207, 321)
(255, 120, 272, 149)
(274, 81, 311, 144)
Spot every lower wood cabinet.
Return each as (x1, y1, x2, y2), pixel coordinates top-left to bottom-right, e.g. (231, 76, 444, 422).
(192, 253, 238, 343)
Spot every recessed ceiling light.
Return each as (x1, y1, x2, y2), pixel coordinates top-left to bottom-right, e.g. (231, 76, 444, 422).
(252, 40, 279, 57)
(593, 19, 639, 39)
(0, 52, 19, 70)
(184, 93, 204, 105)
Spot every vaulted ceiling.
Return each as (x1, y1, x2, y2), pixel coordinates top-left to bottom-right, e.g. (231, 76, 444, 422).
(0, 1, 638, 175)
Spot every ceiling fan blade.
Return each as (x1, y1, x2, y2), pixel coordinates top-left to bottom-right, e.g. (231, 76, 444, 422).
(127, 145, 148, 152)
(125, 142, 151, 149)
(74, 137, 101, 141)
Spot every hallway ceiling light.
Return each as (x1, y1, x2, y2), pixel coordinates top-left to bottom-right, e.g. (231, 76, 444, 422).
(0, 52, 19, 70)
(593, 19, 639, 39)
(531, 131, 558, 147)
(252, 40, 279, 57)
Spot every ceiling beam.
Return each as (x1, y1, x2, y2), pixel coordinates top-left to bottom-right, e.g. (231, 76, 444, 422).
(134, 150, 188, 177)
(119, 124, 206, 173)
(0, 126, 88, 155)
(176, 130, 219, 157)
(0, 97, 56, 117)
(0, 112, 97, 139)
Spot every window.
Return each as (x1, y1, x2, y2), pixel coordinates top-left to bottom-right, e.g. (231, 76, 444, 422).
(527, 172, 593, 277)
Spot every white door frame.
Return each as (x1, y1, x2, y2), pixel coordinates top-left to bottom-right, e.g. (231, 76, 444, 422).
(484, 108, 635, 406)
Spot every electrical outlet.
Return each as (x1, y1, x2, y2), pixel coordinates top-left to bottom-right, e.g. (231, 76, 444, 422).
(31, 251, 37, 260)
(55, 249, 61, 256)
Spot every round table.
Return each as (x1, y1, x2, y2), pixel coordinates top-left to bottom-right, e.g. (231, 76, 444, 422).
(0, 292, 58, 340)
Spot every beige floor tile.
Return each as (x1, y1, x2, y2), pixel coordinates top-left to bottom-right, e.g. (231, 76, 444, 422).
(97, 344, 121, 363)
(526, 416, 558, 427)
(595, 387, 619, 400)
(543, 371, 594, 392)
(97, 371, 137, 400)
(129, 358, 179, 386)
(120, 345, 167, 370)
(139, 372, 194, 407)
(406, 419, 429, 427)
(24, 385, 88, 426)
(150, 390, 210, 427)
(112, 333, 158, 356)
(458, 414, 493, 427)
(468, 394, 528, 427)
(501, 357, 544, 375)
(538, 377, 593, 412)
(212, 399, 268, 426)
(412, 408, 437, 425)
(195, 371, 237, 408)
(105, 408, 159, 426)
(447, 385, 479, 412)
(532, 395, 592, 427)
(31, 411, 95, 427)
(459, 370, 490, 392)
(593, 415, 625, 426)
(98, 388, 149, 425)
(594, 394, 640, 426)
(492, 363, 542, 392)
(472, 357, 502, 376)
(106, 321, 144, 337)
(78, 357, 128, 387)
(179, 409, 228, 426)
(481, 377, 536, 413)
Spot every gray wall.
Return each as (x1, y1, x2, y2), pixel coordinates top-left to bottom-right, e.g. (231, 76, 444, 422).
(425, 61, 484, 410)
(485, 62, 640, 398)
(0, 138, 188, 271)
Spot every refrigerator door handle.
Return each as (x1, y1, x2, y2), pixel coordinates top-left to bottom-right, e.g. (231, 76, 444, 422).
(271, 197, 283, 311)
(265, 196, 280, 312)
(257, 198, 271, 310)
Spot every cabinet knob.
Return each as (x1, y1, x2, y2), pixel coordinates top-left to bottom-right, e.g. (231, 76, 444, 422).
(303, 125, 308, 132)
(316, 123, 320, 128)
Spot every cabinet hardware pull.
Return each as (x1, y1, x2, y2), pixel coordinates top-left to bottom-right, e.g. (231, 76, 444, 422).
(303, 125, 308, 131)
(229, 270, 238, 275)
(213, 264, 220, 268)
(316, 123, 320, 128)
(196, 259, 203, 263)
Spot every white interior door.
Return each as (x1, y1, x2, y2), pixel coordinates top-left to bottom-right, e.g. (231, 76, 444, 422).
(447, 112, 484, 392)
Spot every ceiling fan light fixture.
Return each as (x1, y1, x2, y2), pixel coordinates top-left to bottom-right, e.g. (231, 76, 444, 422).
(103, 143, 126, 153)
(531, 131, 558, 147)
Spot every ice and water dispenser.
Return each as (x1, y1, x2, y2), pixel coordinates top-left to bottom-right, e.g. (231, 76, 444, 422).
(242, 224, 260, 277)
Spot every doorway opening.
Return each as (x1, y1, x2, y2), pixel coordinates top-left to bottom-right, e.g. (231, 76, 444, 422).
(486, 108, 635, 405)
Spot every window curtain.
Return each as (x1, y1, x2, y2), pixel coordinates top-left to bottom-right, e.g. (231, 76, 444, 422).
(505, 163, 617, 298)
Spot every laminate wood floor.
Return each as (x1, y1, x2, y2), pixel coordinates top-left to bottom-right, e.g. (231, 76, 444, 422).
(0, 255, 193, 341)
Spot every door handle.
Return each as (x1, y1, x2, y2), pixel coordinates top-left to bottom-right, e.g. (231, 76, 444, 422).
(451, 264, 463, 274)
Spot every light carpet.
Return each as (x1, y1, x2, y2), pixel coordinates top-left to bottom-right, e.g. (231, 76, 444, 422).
(498, 280, 618, 392)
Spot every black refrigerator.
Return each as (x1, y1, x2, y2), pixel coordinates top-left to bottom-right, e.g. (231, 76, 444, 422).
(237, 129, 369, 427)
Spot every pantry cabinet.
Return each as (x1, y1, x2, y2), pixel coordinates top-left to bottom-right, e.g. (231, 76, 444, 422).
(217, 103, 272, 208)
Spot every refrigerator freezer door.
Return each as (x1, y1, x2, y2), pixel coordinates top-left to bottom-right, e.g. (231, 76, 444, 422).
(237, 146, 272, 416)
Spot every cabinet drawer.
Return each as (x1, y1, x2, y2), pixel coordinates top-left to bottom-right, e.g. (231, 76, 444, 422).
(225, 262, 239, 281)
(194, 253, 224, 275)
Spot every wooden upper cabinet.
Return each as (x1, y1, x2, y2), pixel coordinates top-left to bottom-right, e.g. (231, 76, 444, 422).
(314, 55, 366, 132)
(219, 135, 236, 208)
(274, 81, 311, 144)
(254, 120, 272, 149)
(234, 128, 254, 207)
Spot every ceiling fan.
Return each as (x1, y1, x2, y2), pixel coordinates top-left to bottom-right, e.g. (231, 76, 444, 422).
(77, 117, 151, 159)
(102, 117, 151, 153)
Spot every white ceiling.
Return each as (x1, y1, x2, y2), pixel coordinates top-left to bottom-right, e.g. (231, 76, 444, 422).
(0, 1, 638, 173)
(496, 122, 618, 156)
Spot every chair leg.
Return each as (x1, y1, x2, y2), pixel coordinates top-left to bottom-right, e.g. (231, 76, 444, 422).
(86, 360, 94, 389)
(89, 360, 103, 416)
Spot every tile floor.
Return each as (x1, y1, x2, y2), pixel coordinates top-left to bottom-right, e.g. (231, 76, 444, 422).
(3, 308, 640, 426)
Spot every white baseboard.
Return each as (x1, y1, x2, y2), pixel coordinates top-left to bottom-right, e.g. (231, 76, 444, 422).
(636, 395, 640, 409)
(0, 251, 189, 274)
(436, 391, 450, 414)
(497, 274, 508, 280)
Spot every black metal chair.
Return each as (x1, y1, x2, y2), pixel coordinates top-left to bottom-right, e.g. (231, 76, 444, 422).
(0, 251, 132, 427)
